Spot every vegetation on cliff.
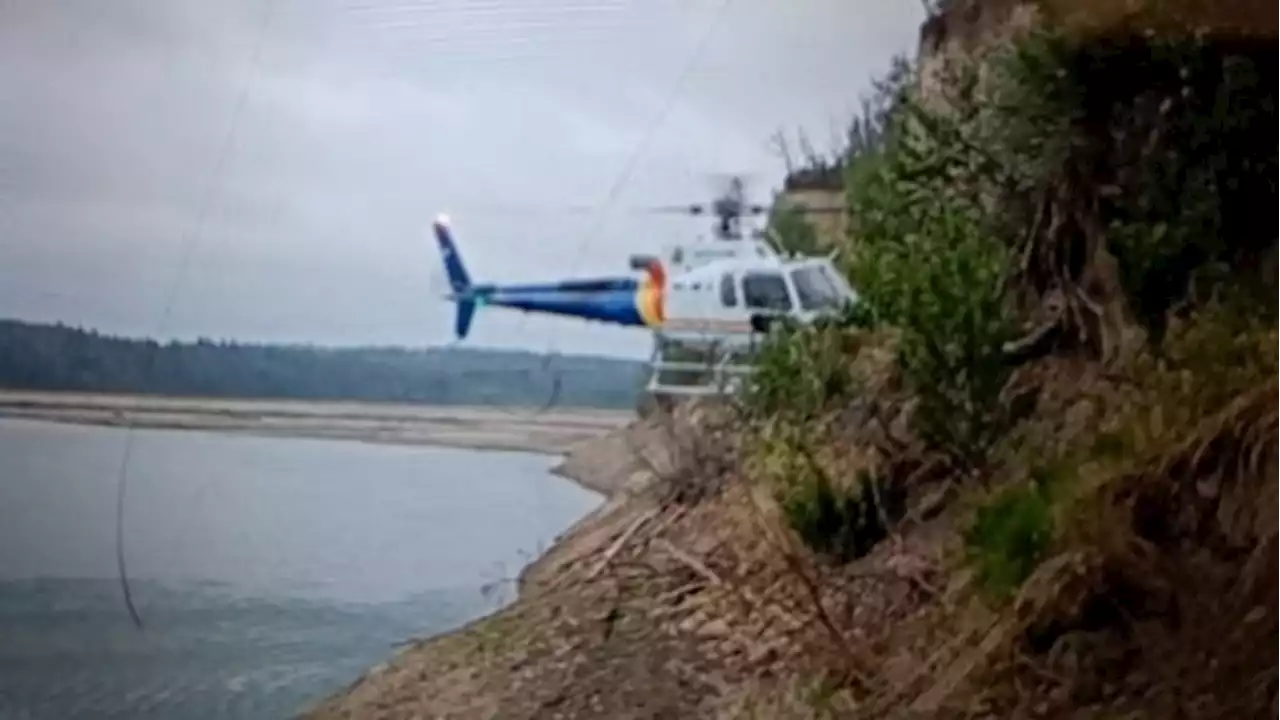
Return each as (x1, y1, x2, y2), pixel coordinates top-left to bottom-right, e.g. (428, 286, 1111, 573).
(738, 8, 1276, 716)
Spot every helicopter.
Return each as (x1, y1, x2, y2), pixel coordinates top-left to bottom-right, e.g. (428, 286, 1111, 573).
(431, 175, 856, 395)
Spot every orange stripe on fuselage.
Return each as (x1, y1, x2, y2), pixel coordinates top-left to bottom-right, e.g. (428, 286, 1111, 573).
(634, 259, 666, 327)
(660, 318, 754, 333)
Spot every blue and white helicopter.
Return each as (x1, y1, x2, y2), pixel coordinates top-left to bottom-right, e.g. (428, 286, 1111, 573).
(431, 177, 855, 395)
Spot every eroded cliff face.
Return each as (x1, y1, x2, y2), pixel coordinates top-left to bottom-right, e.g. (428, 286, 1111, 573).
(917, 0, 1036, 104)
(780, 0, 1038, 248)
(780, 187, 847, 250)
(1033, 0, 1275, 40)
(918, 0, 1277, 77)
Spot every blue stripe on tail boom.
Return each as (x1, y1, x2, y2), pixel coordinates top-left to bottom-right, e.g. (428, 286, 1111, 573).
(485, 288, 646, 327)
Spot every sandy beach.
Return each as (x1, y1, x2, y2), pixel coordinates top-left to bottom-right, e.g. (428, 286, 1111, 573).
(0, 390, 635, 457)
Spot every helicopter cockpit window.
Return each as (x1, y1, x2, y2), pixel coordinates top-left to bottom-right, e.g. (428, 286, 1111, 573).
(742, 272, 792, 312)
(719, 273, 738, 307)
(791, 265, 845, 311)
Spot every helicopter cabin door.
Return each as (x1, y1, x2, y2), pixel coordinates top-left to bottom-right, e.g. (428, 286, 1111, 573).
(738, 267, 799, 332)
(661, 266, 755, 339)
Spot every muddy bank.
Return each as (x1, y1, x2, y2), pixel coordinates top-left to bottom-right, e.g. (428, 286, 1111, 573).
(550, 409, 679, 496)
(0, 390, 632, 457)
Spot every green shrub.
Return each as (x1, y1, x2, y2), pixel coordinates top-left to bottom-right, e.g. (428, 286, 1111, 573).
(743, 320, 903, 563)
(768, 199, 823, 257)
(749, 29, 1274, 568)
(743, 324, 862, 424)
(965, 474, 1056, 601)
(777, 463, 898, 563)
(843, 93, 1014, 468)
(988, 29, 1275, 344)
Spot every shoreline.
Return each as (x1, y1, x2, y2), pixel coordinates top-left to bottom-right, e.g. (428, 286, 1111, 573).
(0, 390, 635, 459)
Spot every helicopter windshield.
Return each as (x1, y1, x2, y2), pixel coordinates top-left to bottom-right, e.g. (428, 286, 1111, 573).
(790, 264, 847, 312)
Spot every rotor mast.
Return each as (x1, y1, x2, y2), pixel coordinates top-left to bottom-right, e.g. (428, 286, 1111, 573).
(706, 176, 767, 241)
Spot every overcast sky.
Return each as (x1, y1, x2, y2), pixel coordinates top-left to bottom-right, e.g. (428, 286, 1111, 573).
(0, 0, 923, 359)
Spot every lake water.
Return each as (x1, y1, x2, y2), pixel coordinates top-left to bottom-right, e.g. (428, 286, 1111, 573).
(0, 417, 602, 720)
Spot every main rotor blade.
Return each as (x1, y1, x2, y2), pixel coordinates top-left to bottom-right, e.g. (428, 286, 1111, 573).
(790, 205, 845, 215)
(443, 203, 603, 217)
(635, 204, 708, 215)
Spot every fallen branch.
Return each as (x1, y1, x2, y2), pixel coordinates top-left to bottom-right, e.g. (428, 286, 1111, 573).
(651, 580, 712, 607)
(741, 486, 875, 693)
(1002, 310, 1064, 365)
(645, 504, 690, 540)
(649, 592, 717, 619)
(588, 508, 660, 580)
(653, 538, 724, 586)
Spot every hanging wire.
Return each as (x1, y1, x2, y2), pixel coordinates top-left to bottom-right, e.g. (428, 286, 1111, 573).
(112, 0, 277, 631)
(489, 0, 738, 418)
(336, 0, 641, 74)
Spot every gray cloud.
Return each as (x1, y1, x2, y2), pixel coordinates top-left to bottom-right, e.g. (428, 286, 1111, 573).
(0, 0, 923, 357)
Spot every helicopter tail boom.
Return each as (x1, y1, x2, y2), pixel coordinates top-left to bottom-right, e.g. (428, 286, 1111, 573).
(431, 213, 667, 339)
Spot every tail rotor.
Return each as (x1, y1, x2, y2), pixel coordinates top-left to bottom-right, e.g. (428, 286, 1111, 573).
(432, 215, 479, 340)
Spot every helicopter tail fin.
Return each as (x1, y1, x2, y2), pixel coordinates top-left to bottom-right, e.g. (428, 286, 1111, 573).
(432, 215, 478, 340)
(452, 296, 478, 341)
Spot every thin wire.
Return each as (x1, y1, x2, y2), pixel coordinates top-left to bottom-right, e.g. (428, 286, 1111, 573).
(510, 0, 737, 416)
(113, 0, 276, 631)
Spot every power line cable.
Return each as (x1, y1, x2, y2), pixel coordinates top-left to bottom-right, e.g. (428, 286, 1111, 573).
(499, 0, 737, 416)
(113, 0, 277, 631)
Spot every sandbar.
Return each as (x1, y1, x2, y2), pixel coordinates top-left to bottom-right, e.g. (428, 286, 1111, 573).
(0, 390, 635, 458)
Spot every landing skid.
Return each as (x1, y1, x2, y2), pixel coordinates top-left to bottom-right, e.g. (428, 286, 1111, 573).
(645, 331, 761, 397)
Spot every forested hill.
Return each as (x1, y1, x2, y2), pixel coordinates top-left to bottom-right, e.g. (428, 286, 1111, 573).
(0, 319, 648, 409)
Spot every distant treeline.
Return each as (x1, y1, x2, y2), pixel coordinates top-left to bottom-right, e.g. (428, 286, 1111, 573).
(0, 319, 649, 409)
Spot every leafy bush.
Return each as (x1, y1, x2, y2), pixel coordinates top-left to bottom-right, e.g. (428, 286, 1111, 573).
(759, 425, 902, 563)
(742, 54, 1018, 560)
(743, 324, 862, 424)
(843, 84, 1015, 468)
(778, 471, 891, 563)
(1093, 297, 1278, 466)
(768, 200, 823, 257)
(1105, 41, 1275, 343)
(991, 30, 1277, 345)
(744, 326, 912, 563)
(743, 320, 910, 562)
(965, 473, 1056, 601)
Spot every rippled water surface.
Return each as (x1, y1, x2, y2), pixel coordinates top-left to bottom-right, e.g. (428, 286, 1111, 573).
(0, 417, 601, 720)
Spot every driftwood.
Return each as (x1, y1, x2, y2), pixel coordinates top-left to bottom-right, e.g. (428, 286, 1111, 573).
(588, 508, 660, 580)
(654, 538, 724, 587)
